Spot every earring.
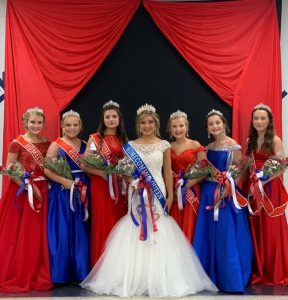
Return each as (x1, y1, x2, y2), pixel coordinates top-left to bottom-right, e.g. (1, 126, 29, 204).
(208, 132, 211, 139)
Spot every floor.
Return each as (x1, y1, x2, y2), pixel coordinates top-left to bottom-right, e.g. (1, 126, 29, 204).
(1, 284, 288, 299)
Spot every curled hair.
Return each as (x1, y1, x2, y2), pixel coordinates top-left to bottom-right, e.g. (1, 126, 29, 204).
(246, 107, 274, 156)
(166, 115, 189, 141)
(136, 111, 161, 138)
(61, 113, 83, 136)
(22, 108, 45, 129)
(97, 104, 128, 145)
(206, 112, 230, 140)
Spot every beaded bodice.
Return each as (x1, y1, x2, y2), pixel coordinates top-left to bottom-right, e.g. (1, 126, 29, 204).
(207, 144, 241, 172)
(129, 140, 170, 194)
(8, 138, 50, 176)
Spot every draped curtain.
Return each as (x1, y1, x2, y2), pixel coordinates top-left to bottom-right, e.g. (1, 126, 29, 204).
(3, 0, 281, 163)
(144, 0, 281, 148)
(3, 0, 140, 161)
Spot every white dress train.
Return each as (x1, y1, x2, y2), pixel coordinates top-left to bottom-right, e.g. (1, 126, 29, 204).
(81, 141, 218, 297)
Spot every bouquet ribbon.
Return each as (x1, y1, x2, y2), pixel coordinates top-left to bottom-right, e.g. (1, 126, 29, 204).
(130, 173, 158, 241)
(212, 171, 232, 221)
(206, 162, 248, 221)
(15, 173, 44, 212)
(70, 177, 89, 221)
(247, 168, 287, 217)
(107, 173, 120, 203)
(174, 172, 200, 214)
(174, 173, 187, 210)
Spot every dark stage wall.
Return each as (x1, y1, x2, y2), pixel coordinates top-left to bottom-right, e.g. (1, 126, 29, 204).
(66, 1, 281, 145)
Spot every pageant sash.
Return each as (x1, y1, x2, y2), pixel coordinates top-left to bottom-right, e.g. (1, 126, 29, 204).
(173, 172, 199, 215)
(15, 135, 44, 169)
(14, 136, 46, 212)
(124, 142, 166, 241)
(91, 133, 120, 201)
(91, 133, 112, 161)
(124, 143, 166, 210)
(55, 138, 88, 221)
(55, 137, 81, 168)
(247, 154, 288, 217)
(206, 160, 248, 221)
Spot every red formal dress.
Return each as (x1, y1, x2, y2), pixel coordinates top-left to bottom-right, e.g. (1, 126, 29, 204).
(249, 149, 288, 285)
(90, 134, 127, 266)
(169, 146, 204, 242)
(0, 138, 52, 292)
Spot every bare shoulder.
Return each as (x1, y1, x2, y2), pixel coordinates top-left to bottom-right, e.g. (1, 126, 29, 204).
(273, 135, 283, 145)
(189, 139, 201, 148)
(48, 141, 60, 150)
(227, 137, 238, 146)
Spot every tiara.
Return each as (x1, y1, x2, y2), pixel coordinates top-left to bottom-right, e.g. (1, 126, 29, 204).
(137, 103, 156, 115)
(62, 109, 80, 119)
(26, 107, 44, 114)
(207, 109, 223, 117)
(254, 103, 271, 113)
(103, 100, 119, 108)
(170, 110, 187, 119)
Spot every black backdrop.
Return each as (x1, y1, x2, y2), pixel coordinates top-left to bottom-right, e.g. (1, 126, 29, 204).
(65, 1, 281, 145)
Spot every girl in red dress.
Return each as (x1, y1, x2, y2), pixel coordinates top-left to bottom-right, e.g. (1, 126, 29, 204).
(246, 103, 288, 285)
(0, 107, 52, 292)
(167, 110, 206, 242)
(82, 100, 128, 266)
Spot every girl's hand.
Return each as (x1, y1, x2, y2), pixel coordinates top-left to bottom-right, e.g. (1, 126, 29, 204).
(184, 179, 197, 189)
(98, 170, 107, 181)
(62, 179, 74, 190)
(221, 187, 229, 199)
(164, 195, 173, 212)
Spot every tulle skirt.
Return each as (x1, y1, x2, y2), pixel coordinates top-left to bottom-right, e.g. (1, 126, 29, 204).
(81, 213, 217, 297)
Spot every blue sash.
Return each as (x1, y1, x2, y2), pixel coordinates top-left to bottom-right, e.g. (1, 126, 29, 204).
(123, 143, 166, 211)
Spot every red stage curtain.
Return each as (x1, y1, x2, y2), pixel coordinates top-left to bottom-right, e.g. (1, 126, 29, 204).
(143, 0, 282, 148)
(3, 0, 140, 162)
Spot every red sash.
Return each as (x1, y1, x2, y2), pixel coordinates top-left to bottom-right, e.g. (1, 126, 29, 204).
(91, 133, 122, 201)
(186, 189, 199, 215)
(91, 133, 113, 161)
(14, 136, 45, 212)
(14, 135, 44, 170)
(208, 161, 248, 207)
(173, 172, 199, 215)
(248, 154, 288, 217)
(55, 138, 89, 220)
(55, 137, 81, 168)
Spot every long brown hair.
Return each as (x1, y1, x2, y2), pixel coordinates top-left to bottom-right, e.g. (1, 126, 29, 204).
(246, 107, 274, 156)
(97, 104, 128, 145)
(206, 111, 230, 140)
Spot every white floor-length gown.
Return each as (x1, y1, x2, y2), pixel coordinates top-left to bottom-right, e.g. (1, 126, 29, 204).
(81, 141, 218, 297)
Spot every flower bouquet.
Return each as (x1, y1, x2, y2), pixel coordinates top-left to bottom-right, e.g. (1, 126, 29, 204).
(184, 159, 215, 179)
(80, 154, 107, 171)
(261, 156, 288, 178)
(227, 162, 242, 179)
(1, 161, 44, 211)
(109, 156, 136, 177)
(44, 157, 73, 180)
(0, 161, 25, 181)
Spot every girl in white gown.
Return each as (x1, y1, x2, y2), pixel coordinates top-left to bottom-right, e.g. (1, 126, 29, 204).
(81, 104, 217, 297)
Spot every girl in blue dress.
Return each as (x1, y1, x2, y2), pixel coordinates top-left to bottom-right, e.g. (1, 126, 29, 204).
(44, 110, 89, 283)
(193, 109, 253, 293)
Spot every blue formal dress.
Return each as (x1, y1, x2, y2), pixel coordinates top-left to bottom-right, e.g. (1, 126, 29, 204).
(47, 141, 90, 283)
(193, 145, 253, 292)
